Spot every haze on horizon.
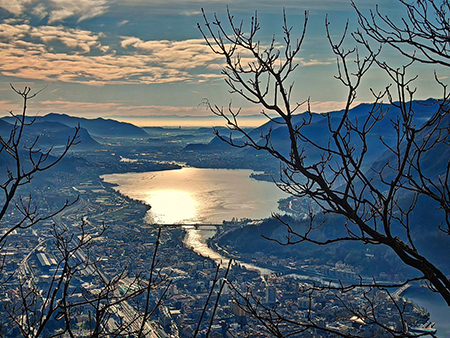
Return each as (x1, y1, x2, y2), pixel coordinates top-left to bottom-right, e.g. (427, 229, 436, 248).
(0, 0, 446, 127)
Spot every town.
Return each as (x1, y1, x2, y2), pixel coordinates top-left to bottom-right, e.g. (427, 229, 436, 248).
(0, 157, 433, 337)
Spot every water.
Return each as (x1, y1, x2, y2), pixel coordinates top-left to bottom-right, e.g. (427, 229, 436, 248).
(101, 168, 449, 334)
(101, 168, 285, 274)
(182, 225, 272, 275)
(404, 287, 450, 337)
(101, 167, 287, 224)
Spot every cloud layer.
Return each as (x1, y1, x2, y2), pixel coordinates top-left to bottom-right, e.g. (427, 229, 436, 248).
(0, 0, 407, 122)
(0, 19, 226, 85)
(0, 0, 109, 22)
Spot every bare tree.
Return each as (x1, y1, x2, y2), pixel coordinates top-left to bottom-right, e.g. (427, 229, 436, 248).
(0, 87, 171, 337)
(0, 85, 80, 246)
(199, 2, 449, 337)
(353, 0, 450, 67)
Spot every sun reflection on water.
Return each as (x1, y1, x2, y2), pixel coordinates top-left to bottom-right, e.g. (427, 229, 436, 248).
(101, 168, 289, 224)
(145, 189, 197, 224)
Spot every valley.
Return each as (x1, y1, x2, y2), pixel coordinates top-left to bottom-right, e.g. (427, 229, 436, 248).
(0, 102, 448, 336)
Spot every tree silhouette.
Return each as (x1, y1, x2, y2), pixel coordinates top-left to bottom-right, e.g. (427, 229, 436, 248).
(0, 87, 171, 337)
(200, 1, 449, 336)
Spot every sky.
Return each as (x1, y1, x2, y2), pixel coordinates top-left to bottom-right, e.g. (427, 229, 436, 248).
(0, 0, 446, 127)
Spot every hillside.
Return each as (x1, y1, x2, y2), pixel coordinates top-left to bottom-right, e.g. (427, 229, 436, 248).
(185, 99, 446, 172)
(1, 113, 148, 138)
(209, 99, 450, 274)
(0, 119, 100, 151)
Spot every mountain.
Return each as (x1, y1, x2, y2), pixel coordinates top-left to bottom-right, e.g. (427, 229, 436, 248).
(41, 113, 149, 138)
(370, 111, 450, 182)
(208, 100, 450, 271)
(1, 113, 148, 138)
(0, 119, 97, 178)
(0, 119, 100, 152)
(27, 121, 100, 149)
(241, 99, 440, 161)
(0, 119, 12, 133)
(187, 99, 444, 169)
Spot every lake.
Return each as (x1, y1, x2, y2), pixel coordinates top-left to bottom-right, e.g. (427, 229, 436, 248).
(101, 167, 286, 274)
(404, 287, 450, 337)
(101, 167, 449, 335)
(101, 167, 288, 224)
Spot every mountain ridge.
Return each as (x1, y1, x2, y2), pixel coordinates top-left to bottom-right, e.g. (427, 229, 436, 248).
(1, 113, 149, 138)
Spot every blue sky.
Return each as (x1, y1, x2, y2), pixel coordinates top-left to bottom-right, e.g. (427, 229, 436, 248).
(0, 0, 446, 126)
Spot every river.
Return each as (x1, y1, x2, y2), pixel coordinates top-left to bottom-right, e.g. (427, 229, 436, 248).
(101, 167, 285, 274)
(404, 287, 450, 337)
(101, 167, 449, 336)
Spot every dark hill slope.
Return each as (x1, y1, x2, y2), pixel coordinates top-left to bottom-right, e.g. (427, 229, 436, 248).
(27, 121, 100, 149)
(0, 119, 100, 150)
(187, 99, 442, 170)
(41, 113, 148, 138)
(2, 113, 148, 138)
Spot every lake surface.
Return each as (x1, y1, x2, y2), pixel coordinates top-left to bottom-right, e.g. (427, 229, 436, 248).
(101, 167, 448, 335)
(404, 287, 450, 337)
(101, 168, 288, 224)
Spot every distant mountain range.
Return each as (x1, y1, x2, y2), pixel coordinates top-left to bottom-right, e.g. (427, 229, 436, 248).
(187, 98, 449, 177)
(39, 113, 149, 138)
(0, 113, 152, 154)
(1, 113, 148, 142)
(0, 100, 447, 177)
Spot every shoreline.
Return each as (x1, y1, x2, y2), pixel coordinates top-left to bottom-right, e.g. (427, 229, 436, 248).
(404, 286, 450, 337)
(99, 167, 447, 336)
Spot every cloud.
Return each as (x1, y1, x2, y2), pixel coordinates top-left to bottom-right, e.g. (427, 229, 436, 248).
(47, 0, 109, 23)
(29, 25, 105, 53)
(0, 9, 330, 88)
(299, 58, 333, 67)
(37, 99, 122, 114)
(0, 15, 228, 86)
(0, 21, 33, 40)
(0, 16, 334, 89)
(0, 99, 23, 114)
(114, 0, 364, 14)
(115, 104, 208, 117)
(0, 21, 107, 53)
(309, 100, 362, 113)
(0, 37, 220, 85)
(0, 0, 109, 22)
(120, 37, 219, 71)
(196, 73, 225, 84)
(11, 99, 215, 119)
(31, 4, 48, 20)
(0, 0, 34, 15)
(182, 10, 202, 17)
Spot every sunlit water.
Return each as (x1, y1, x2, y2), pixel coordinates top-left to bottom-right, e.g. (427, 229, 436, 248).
(182, 225, 272, 274)
(101, 167, 286, 274)
(101, 168, 448, 333)
(101, 168, 287, 224)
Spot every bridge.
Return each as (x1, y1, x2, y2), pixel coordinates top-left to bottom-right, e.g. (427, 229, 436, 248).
(150, 220, 264, 228)
(392, 283, 411, 298)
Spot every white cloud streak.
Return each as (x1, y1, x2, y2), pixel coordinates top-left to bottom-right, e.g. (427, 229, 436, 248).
(0, 0, 34, 15)
(47, 0, 109, 23)
(0, 0, 109, 22)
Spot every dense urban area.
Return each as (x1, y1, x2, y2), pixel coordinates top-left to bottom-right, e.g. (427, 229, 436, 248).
(0, 172, 432, 337)
(0, 112, 440, 337)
